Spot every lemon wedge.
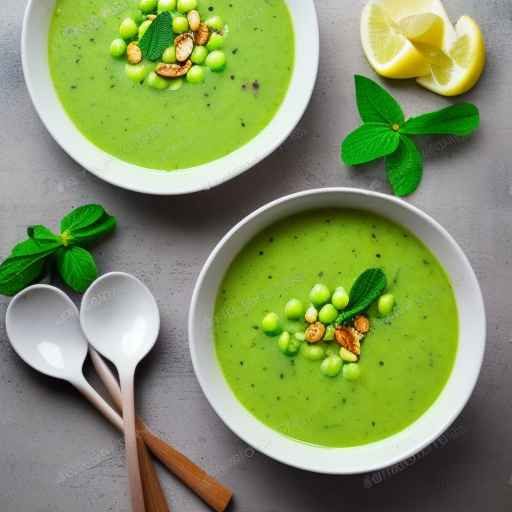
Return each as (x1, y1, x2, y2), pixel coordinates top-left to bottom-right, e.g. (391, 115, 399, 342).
(399, 13, 445, 47)
(361, 1, 430, 78)
(416, 15, 486, 96)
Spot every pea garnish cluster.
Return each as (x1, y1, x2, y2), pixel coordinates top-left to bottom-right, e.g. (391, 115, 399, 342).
(260, 269, 395, 380)
(110, 0, 228, 90)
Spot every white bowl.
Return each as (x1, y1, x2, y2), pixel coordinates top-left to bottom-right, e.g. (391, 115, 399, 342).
(189, 188, 486, 474)
(22, 0, 318, 195)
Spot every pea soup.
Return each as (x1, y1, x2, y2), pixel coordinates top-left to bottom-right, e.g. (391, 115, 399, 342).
(48, 0, 294, 170)
(214, 209, 458, 447)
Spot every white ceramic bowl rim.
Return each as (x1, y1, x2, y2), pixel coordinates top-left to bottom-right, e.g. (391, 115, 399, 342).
(188, 188, 486, 474)
(21, 0, 319, 195)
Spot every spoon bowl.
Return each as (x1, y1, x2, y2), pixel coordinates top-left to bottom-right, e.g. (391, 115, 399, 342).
(80, 272, 160, 367)
(6, 285, 88, 382)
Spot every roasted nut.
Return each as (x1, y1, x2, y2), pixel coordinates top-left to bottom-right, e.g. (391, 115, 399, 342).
(127, 42, 142, 65)
(175, 33, 194, 62)
(334, 326, 361, 355)
(147, 14, 157, 20)
(155, 60, 192, 78)
(195, 22, 209, 45)
(354, 315, 370, 334)
(304, 305, 318, 324)
(305, 322, 326, 343)
(187, 9, 201, 31)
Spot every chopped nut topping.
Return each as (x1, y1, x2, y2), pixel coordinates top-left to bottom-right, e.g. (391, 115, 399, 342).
(304, 305, 318, 324)
(354, 315, 370, 334)
(127, 42, 142, 65)
(187, 10, 201, 31)
(175, 33, 194, 62)
(334, 326, 361, 355)
(305, 322, 326, 343)
(155, 60, 192, 78)
(195, 22, 210, 46)
(147, 14, 157, 20)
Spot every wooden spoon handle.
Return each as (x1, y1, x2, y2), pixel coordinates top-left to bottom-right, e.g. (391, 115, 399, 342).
(137, 434, 170, 512)
(90, 350, 233, 512)
(137, 421, 233, 512)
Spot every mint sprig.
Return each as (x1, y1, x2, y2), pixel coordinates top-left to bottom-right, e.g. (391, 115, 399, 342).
(0, 204, 116, 296)
(336, 268, 387, 325)
(139, 11, 174, 62)
(341, 75, 480, 197)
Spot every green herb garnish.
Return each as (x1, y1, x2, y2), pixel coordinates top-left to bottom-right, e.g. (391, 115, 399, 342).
(341, 75, 480, 197)
(139, 11, 174, 62)
(0, 204, 116, 296)
(336, 268, 387, 325)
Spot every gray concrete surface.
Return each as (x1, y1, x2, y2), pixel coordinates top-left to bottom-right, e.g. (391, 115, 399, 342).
(1, 0, 511, 510)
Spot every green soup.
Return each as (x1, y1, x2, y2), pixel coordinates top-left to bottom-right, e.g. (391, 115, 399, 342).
(214, 209, 458, 447)
(48, 0, 294, 170)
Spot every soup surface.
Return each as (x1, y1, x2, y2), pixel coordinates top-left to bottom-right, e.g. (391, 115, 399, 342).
(48, 0, 294, 170)
(214, 209, 458, 447)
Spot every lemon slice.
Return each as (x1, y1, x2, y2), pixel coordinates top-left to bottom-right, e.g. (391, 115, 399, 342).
(416, 15, 486, 96)
(361, 1, 430, 79)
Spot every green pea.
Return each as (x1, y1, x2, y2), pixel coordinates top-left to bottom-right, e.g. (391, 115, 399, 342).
(186, 65, 205, 84)
(323, 324, 335, 341)
(284, 298, 303, 321)
(378, 293, 395, 316)
(278, 332, 300, 356)
(207, 33, 224, 51)
(332, 286, 349, 310)
(131, 9, 145, 24)
(205, 50, 226, 71)
(172, 15, 189, 33)
(138, 19, 153, 39)
(319, 304, 338, 324)
(177, 0, 197, 13)
(309, 284, 331, 307)
(206, 15, 224, 32)
(320, 356, 343, 377)
(157, 0, 177, 12)
(146, 71, 169, 90)
(261, 312, 281, 336)
(343, 363, 361, 381)
(162, 46, 177, 63)
(294, 332, 306, 342)
(301, 344, 325, 361)
(120, 18, 139, 40)
(139, 0, 158, 13)
(110, 38, 127, 57)
(168, 78, 184, 90)
(125, 63, 150, 82)
(339, 347, 358, 363)
(191, 46, 208, 64)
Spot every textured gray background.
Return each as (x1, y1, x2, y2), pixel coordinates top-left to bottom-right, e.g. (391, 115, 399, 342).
(1, 0, 511, 511)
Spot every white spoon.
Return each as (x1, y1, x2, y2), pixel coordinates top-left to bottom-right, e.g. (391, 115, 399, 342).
(80, 272, 160, 512)
(5, 285, 123, 430)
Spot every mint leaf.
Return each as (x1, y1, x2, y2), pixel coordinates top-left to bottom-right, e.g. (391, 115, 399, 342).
(355, 75, 405, 125)
(139, 11, 173, 61)
(336, 269, 387, 325)
(27, 225, 60, 243)
(69, 214, 117, 246)
(341, 123, 400, 165)
(401, 103, 480, 136)
(11, 238, 61, 258)
(0, 242, 58, 296)
(57, 247, 98, 293)
(385, 136, 423, 197)
(61, 204, 106, 234)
